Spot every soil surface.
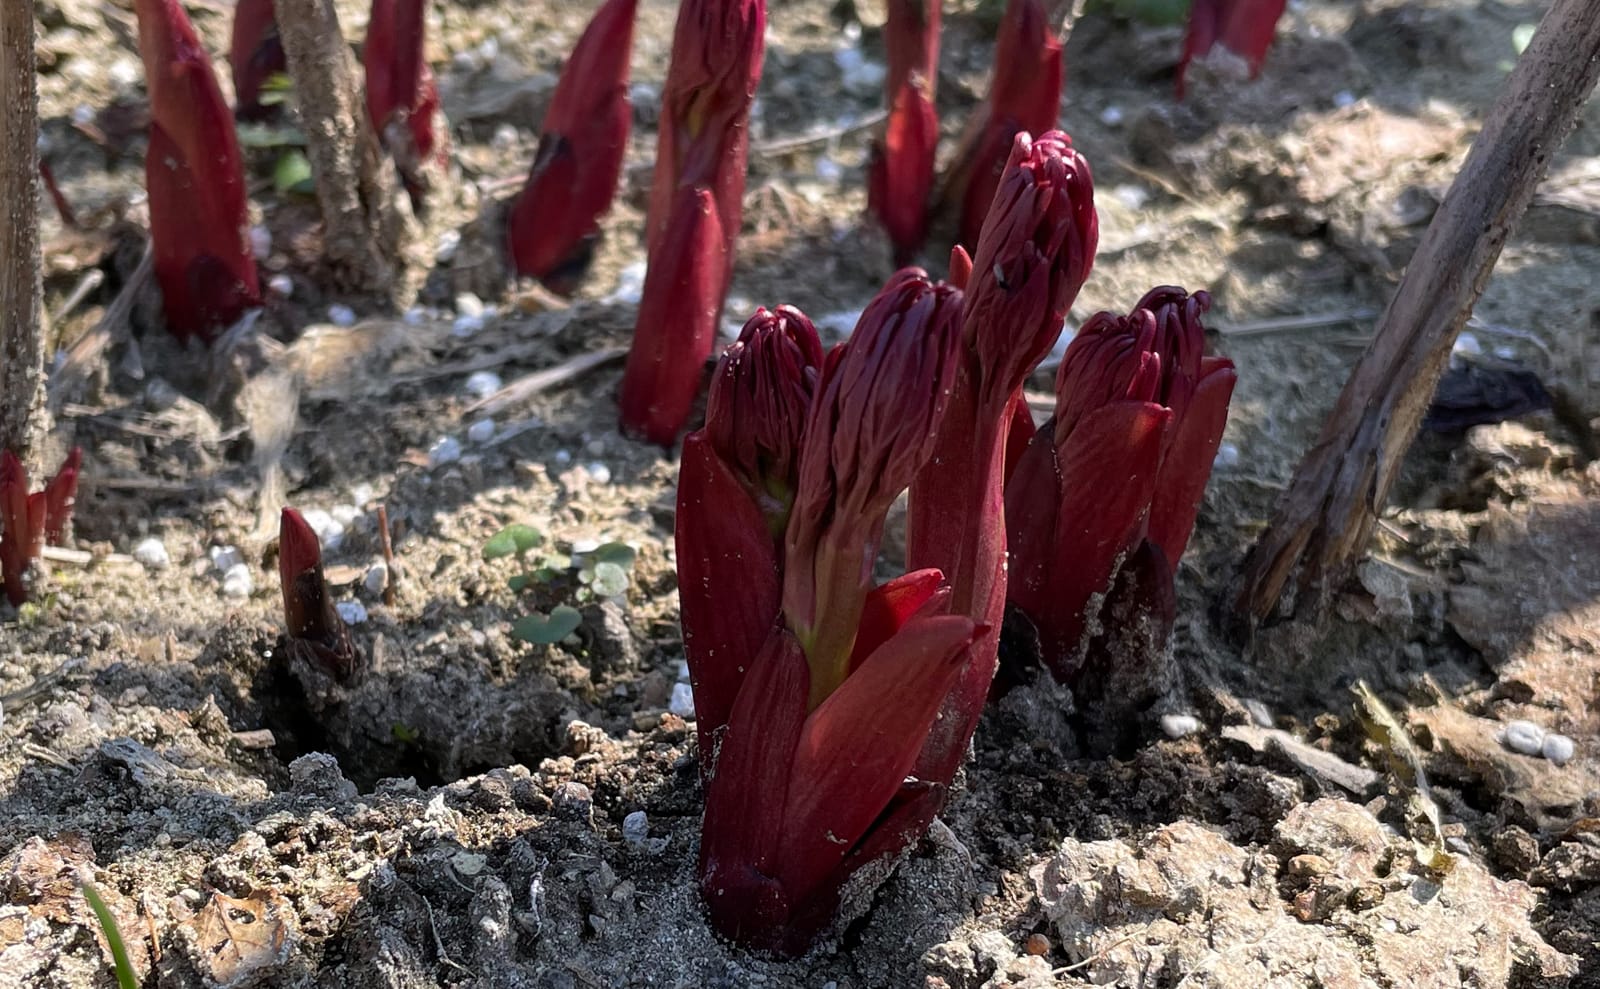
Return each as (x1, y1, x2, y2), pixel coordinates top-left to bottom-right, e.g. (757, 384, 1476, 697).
(9, 0, 1600, 986)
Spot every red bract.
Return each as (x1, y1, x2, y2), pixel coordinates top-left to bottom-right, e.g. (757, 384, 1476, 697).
(279, 508, 362, 682)
(135, 0, 261, 342)
(1, 449, 84, 607)
(229, 0, 286, 120)
(908, 131, 1094, 786)
(505, 0, 639, 288)
(1177, 0, 1289, 99)
(365, 0, 444, 191)
(618, 0, 765, 444)
(943, 0, 1064, 251)
(1005, 287, 1235, 682)
(685, 271, 978, 954)
(867, 0, 940, 261)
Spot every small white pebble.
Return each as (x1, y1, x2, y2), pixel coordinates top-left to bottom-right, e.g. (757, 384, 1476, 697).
(464, 371, 503, 400)
(327, 304, 357, 327)
(349, 483, 375, 506)
(1160, 714, 1200, 738)
(1213, 443, 1241, 470)
(267, 273, 293, 297)
(1099, 105, 1124, 126)
(1542, 732, 1575, 766)
(491, 123, 520, 150)
(109, 58, 140, 87)
(451, 50, 477, 73)
(402, 306, 428, 325)
(467, 418, 496, 444)
(330, 504, 360, 527)
(628, 82, 659, 105)
(222, 563, 253, 599)
(298, 508, 345, 551)
(336, 600, 369, 625)
(815, 156, 843, 183)
(675, 660, 690, 681)
(1333, 90, 1357, 108)
(71, 103, 95, 125)
(428, 436, 462, 468)
(210, 545, 243, 573)
(133, 537, 170, 570)
(669, 682, 696, 719)
(571, 538, 602, 554)
(452, 313, 486, 337)
(622, 810, 650, 846)
(475, 36, 500, 62)
(1501, 719, 1545, 756)
(248, 226, 273, 261)
(455, 292, 485, 318)
(1452, 332, 1481, 358)
(435, 229, 462, 263)
(553, 449, 573, 465)
(364, 562, 389, 596)
(605, 261, 648, 305)
(1244, 699, 1273, 728)
(1492, 345, 1516, 360)
(588, 462, 612, 484)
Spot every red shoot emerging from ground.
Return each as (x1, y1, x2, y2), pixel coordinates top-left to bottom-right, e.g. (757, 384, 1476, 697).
(943, 0, 1064, 252)
(365, 0, 445, 195)
(618, 0, 766, 445)
(1, 449, 84, 607)
(682, 271, 979, 955)
(135, 0, 261, 342)
(229, 0, 286, 120)
(279, 508, 362, 682)
(907, 130, 1096, 788)
(868, 0, 941, 262)
(1005, 287, 1236, 682)
(506, 0, 639, 290)
(1177, 0, 1290, 99)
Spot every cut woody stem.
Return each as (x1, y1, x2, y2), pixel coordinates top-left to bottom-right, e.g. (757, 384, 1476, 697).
(275, 0, 417, 307)
(1227, 0, 1600, 631)
(0, 0, 45, 463)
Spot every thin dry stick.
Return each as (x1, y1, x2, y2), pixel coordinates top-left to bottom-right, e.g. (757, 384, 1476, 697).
(466, 347, 627, 415)
(49, 241, 153, 410)
(1228, 0, 1600, 630)
(376, 504, 396, 607)
(274, 0, 415, 306)
(1, 0, 46, 461)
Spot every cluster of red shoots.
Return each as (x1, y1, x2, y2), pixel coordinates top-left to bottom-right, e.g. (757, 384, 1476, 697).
(870, 0, 1287, 260)
(679, 127, 1234, 953)
(0, 450, 83, 607)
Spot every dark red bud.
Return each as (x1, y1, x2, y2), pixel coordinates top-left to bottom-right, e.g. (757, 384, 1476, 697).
(278, 508, 362, 682)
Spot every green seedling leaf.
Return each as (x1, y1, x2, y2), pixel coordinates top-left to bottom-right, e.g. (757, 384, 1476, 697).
(392, 722, 419, 743)
(508, 573, 533, 593)
(82, 882, 139, 989)
(273, 149, 314, 195)
(1511, 23, 1536, 55)
(484, 524, 544, 561)
(513, 605, 583, 644)
(590, 560, 630, 598)
(591, 541, 637, 569)
(532, 566, 564, 584)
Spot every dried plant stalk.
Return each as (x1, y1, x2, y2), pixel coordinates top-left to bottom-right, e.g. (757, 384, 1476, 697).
(1, 0, 46, 461)
(1229, 0, 1600, 629)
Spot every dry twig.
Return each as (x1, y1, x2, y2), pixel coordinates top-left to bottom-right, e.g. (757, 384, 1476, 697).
(1227, 0, 1600, 629)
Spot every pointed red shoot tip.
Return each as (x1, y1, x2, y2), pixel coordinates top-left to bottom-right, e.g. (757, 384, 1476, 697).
(278, 507, 362, 681)
(949, 245, 973, 290)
